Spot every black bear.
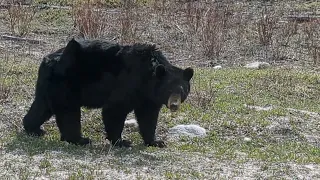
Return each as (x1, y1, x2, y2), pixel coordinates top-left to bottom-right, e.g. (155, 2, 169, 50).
(22, 38, 194, 148)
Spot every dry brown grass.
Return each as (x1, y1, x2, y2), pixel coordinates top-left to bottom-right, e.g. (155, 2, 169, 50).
(257, 6, 277, 47)
(148, 0, 320, 67)
(0, 81, 10, 102)
(118, 0, 139, 44)
(303, 19, 320, 65)
(0, 55, 12, 103)
(71, 0, 108, 39)
(5, 0, 37, 37)
(2, 1, 320, 68)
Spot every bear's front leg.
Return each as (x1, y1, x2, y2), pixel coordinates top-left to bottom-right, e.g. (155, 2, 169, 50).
(102, 105, 132, 148)
(134, 103, 166, 148)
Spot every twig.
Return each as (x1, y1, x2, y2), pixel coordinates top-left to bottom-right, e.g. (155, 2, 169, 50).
(0, 34, 46, 44)
(175, 24, 184, 34)
(285, 15, 320, 23)
(0, 4, 121, 14)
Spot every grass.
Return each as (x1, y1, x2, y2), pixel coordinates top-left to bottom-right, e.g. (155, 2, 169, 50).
(1, 58, 319, 178)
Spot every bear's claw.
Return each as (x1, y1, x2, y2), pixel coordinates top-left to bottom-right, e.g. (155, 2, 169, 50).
(145, 140, 166, 148)
(25, 128, 46, 137)
(61, 136, 92, 146)
(112, 139, 133, 148)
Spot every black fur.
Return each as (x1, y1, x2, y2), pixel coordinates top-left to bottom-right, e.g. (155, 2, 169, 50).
(23, 38, 194, 148)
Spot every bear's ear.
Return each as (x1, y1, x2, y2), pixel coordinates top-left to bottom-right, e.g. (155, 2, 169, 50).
(108, 44, 121, 56)
(61, 38, 82, 59)
(150, 44, 157, 50)
(183, 67, 194, 81)
(155, 64, 166, 78)
(142, 44, 157, 58)
(63, 38, 82, 55)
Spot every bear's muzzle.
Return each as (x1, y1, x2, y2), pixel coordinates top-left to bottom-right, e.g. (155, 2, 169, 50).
(167, 94, 181, 112)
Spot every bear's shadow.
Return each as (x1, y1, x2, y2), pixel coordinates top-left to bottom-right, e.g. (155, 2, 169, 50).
(4, 131, 168, 166)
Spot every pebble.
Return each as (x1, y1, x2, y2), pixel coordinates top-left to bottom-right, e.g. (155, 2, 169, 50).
(244, 61, 270, 69)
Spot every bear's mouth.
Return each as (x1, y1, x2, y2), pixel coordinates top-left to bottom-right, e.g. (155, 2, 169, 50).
(167, 94, 181, 112)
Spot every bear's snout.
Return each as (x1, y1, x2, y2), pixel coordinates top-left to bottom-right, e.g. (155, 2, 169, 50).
(167, 94, 181, 112)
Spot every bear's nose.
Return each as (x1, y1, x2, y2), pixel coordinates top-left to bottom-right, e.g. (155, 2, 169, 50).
(169, 103, 179, 112)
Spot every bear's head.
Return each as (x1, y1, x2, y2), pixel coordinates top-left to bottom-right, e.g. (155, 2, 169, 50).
(144, 45, 194, 112)
(162, 66, 193, 112)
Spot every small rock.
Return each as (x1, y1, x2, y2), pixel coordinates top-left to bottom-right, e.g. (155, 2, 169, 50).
(244, 104, 273, 111)
(124, 119, 139, 129)
(244, 61, 270, 69)
(267, 116, 293, 136)
(213, 65, 222, 69)
(305, 164, 315, 170)
(243, 137, 252, 142)
(25, 51, 43, 58)
(235, 151, 247, 157)
(168, 124, 207, 138)
(286, 108, 319, 117)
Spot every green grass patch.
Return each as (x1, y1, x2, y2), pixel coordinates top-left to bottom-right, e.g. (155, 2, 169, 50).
(191, 68, 319, 112)
(1, 61, 319, 166)
(0, 59, 39, 102)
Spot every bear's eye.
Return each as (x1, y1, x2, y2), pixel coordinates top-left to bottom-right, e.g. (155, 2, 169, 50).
(180, 85, 187, 96)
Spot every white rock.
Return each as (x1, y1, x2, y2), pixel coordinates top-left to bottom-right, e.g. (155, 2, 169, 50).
(243, 137, 252, 142)
(124, 119, 139, 129)
(244, 104, 273, 111)
(235, 151, 247, 157)
(305, 164, 315, 170)
(244, 61, 270, 69)
(286, 108, 319, 118)
(213, 65, 222, 69)
(266, 116, 292, 135)
(168, 124, 207, 138)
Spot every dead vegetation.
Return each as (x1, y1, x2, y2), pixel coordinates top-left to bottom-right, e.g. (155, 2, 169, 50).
(4, 0, 37, 37)
(71, 0, 108, 39)
(0, 0, 319, 67)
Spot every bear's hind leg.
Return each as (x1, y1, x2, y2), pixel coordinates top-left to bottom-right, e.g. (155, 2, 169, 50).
(102, 106, 132, 148)
(23, 97, 52, 137)
(55, 108, 91, 146)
